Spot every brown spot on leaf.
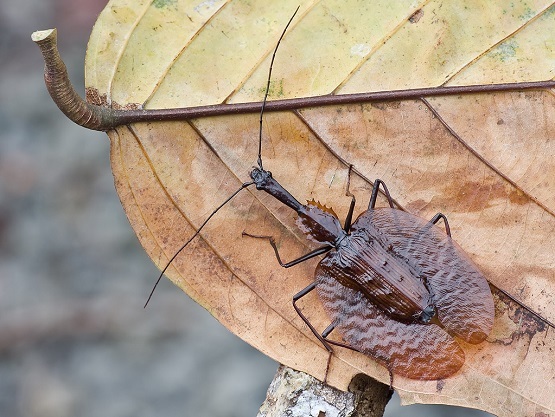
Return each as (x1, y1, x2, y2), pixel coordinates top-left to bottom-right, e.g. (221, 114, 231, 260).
(507, 187, 528, 205)
(492, 288, 546, 346)
(370, 101, 402, 111)
(409, 9, 424, 24)
(436, 178, 529, 212)
(86, 87, 107, 106)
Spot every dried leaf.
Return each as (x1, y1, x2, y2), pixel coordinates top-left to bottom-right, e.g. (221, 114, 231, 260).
(85, 1, 555, 415)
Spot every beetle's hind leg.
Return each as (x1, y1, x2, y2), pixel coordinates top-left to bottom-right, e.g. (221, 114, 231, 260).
(293, 282, 335, 382)
(242, 232, 332, 267)
(321, 322, 361, 352)
(321, 322, 395, 392)
(415, 213, 452, 238)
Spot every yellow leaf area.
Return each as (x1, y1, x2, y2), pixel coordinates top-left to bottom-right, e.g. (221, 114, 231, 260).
(85, 0, 555, 415)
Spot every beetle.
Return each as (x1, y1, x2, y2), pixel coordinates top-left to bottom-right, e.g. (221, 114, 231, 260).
(148, 8, 495, 382)
(244, 170, 494, 380)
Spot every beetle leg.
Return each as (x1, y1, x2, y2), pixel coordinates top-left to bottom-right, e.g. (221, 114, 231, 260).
(343, 165, 357, 232)
(322, 334, 362, 353)
(369, 179, 395, 210)
(344, 197, 356, 233)
(412, 213, 452, 243)
(320, 324, 396, 391)
(387, 369, 394, 394)
(293, 282, 334, 382)
(429, 213, 451, 237)
(321, 321, 337, 338)
(321, 324, 366, 354)
(242, 232, 332, 268)
(321, 321, 355, 348)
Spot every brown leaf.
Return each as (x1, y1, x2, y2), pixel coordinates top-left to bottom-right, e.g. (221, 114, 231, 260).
(85, 1, 555, 415)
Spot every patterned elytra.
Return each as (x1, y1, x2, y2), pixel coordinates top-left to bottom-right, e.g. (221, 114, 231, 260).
(315, 206, 494, 379)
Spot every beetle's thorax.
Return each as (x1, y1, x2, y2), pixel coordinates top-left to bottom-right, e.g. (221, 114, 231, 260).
(296, 201, 345, 246)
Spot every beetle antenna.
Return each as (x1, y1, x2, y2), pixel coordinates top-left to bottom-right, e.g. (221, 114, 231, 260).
(144, 181, 254, 308)
(146, 8, 300, 307)
(257, 6, 299, 170)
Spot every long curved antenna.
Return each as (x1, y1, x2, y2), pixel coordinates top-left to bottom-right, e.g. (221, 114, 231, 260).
(144, 181, 254, 307)
(257, 6, 300, 170)
(146, 8, 300, 307)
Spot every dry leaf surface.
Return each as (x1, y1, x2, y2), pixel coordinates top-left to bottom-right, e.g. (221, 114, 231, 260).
(84, 1, 555, 415)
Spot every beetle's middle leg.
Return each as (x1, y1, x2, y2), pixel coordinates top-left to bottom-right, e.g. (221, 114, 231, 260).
(369, 179, 396, 209)
(428, 213, 451, 237)
(344, 169, 398, 229)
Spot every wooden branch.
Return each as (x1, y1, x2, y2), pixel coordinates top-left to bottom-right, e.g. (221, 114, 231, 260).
(31, 29, 114, 131)
(257, 365, 390, 417)
(33, 28, 555, 132)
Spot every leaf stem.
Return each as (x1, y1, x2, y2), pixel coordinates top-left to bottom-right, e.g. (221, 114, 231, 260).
(32, 29, 114, 131)
(33, 28, 555, 132)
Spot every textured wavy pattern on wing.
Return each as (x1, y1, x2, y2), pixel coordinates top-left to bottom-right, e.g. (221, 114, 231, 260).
(316, 266, 465, 380)
(355, 208, 494, 344)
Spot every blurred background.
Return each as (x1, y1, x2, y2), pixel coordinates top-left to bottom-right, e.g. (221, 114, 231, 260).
(0, 0, 492, 416)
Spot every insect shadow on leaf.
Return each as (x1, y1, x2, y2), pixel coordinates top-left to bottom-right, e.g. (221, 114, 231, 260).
(145, 7, 494, 386)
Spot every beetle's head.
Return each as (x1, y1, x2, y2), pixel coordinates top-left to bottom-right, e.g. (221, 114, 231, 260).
(250, 167, 272, 188)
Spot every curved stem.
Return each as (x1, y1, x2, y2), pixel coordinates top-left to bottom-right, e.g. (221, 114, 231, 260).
(32, 29, 115, 131)
(33, 28, 555, 132)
